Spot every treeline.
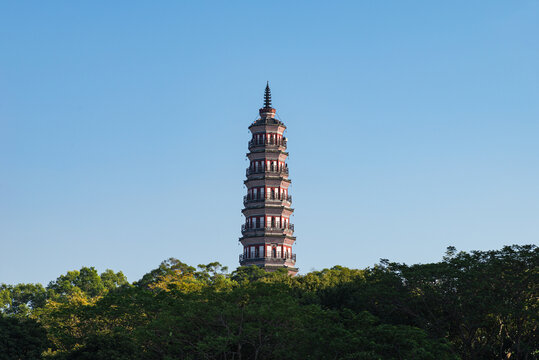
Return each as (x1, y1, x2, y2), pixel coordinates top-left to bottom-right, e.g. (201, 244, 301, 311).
(0, 245, 537, 360)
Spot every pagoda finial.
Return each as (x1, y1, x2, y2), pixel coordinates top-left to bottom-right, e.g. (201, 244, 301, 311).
(264, 81, 272, 108)
(259, 82, 276, 118)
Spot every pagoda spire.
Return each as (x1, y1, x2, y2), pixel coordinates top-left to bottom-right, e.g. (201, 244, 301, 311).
(264, 82, 272, 108)
(259, 82, 276, 118)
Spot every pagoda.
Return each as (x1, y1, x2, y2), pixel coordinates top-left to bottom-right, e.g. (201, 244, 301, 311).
(239, 83, 298, 275)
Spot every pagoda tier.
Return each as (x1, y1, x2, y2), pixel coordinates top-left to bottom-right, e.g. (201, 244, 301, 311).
(239, 83, 298, 275)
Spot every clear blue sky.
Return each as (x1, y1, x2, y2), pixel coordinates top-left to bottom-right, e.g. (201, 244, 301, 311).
(1, 1, 538, 285)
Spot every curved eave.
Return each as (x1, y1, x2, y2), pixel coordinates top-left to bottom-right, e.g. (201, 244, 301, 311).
(248, 119, 286, 129)
(244, 178, 291, 186)
(239, 234, 296, 241)
(241, 205, 294, 214)
(247, 149, 289, 156)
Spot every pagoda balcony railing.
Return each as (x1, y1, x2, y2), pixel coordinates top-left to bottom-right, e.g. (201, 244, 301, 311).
(246, 166, 289, 176)
(239, 253, 296, 262)
(243, 194, 292, 205)
(248, 138, 287, 149)
(241, 224, 294, 235)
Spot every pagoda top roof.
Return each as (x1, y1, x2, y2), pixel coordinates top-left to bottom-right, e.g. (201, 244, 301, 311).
(249, 117, 285, 128)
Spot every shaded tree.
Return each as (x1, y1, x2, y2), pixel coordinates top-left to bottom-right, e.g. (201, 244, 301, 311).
(0, 315, 49, 360)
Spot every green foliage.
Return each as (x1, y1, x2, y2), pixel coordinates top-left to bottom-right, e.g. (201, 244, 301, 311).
(0, 283, 47, 316)
(47, 267, 128, 302)
(2, 245, 537, 359)
(231, 265, 272, 284)
(0, 315, 49, 360)
(134, 258, 196, 289)
(396, 244, 539, 360)
(196, 262, 229, 283)
(99, 269, 130, 291)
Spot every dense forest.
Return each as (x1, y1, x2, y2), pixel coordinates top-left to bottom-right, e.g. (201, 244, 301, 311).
(1, 245, 537, 360)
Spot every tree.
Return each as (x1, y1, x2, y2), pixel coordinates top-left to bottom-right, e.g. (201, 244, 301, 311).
(47, 267, 128, 302)
(0, 283, 47, 317)
(390, 245, 538, 359)
(230, 265, 269, 284)
(0, 315, 49, 360)
(3, 247, 536, 359)
(135, 258, 196, 289)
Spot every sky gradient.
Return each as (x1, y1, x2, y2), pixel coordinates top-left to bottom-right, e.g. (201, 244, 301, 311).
(1, 1, 538, 285)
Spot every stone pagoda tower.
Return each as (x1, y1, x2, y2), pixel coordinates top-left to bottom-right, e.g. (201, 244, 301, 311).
(239, 83, 297, 275)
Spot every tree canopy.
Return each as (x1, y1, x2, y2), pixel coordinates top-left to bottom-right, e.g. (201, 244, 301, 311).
(0, 245, 536, 359)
